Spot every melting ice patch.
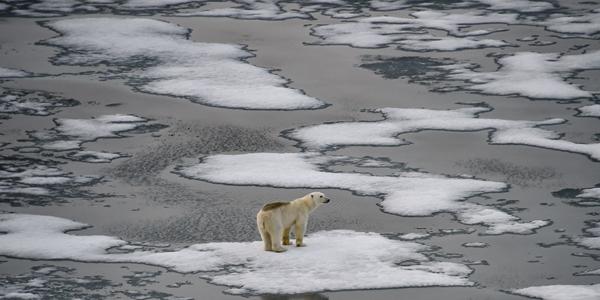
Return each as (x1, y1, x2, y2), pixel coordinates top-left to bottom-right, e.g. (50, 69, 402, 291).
(577, 104, 600, 118)
(287, 106, 600, 161)
(0, 67, 30, 78)
(0, 88, 79, 117)
(0, 156, 100, 205)
(28, 114, 145, 150)
(42, 18, 325, 110)
(0, 213, 474, 295)
(175, 152, 549, 234)
(25, 114, 163, 163)
(173, 0, 309, 19)
(575, 220, 600, 250)
(310, 12, 516, 50)
(538, 10, 600, 37)
(441, 50, 600, 99)
(474, 0, 554, 13)
(512, 284, 600, 300)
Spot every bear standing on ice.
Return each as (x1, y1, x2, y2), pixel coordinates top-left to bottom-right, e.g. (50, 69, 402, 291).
(256, 192, 330, 252)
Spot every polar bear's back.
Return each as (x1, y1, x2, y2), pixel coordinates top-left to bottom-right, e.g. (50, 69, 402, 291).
(261, 202, 289, 211)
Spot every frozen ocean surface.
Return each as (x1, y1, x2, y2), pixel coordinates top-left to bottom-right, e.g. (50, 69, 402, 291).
(0, 0, 599, 299)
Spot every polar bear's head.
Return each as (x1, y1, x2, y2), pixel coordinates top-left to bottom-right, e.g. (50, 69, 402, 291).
(308, 191, 330, 205)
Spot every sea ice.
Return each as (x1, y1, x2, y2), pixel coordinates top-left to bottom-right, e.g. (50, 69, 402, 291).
(175, 152, 549, 234)
(27, 114, 156, 152)
(0, 156, 101, 202)
(512, 284, 600, 300)
(576, 221, 600, 249)
(311, 12, 516, 49)
(0, 67, 30, 78)
(42, 18, 325, 110)
(287, 106, 600, 161)
(173, 0, 309, 20)
(577, 105, 600, 118)
(441, 50, 600, 99)
(0, 213, 474, 295)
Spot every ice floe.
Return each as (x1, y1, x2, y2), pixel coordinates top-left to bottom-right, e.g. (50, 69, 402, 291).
(398, 233, 431, 240)
(369, 0, 554, 12)
(287, 106, 600, 161)
(42, 18, 325, 110)
(512, 284, 600, 300)
(577, 104, 600, 118)
(441, 50, 600, 99)
(538, 10, 600, 37)
(0, 88, 79, 116)
(0, 155, 101, 204)
(0, 213, 474, 295)
(175, 152, 549, 234)
(576, 221, 600, 250)
(578, 188, 600, 199)
(0, 67, 30, 78)
(462, 242, 488, 248)
(23, 114, 164, 163)
(310, 12, 516, 50)
(173, 0, 309, 19)
(474, 0, 554, 13)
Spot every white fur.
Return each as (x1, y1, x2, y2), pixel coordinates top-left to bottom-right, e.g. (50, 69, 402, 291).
(256, 192, 330, 252)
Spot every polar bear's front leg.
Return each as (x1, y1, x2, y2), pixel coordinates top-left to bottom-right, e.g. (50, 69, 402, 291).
(295, 218, 307, 247)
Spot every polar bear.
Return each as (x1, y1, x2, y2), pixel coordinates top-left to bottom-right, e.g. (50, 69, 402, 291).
(256, 192, 330, 252)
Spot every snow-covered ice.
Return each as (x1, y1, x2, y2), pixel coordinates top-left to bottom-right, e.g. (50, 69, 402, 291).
(462, 242, 488, 248)
(512, 284, 600, 300)
(0, 67, 30, 78)
(0, 156, 100, 201)
(175, 152, 549, 234)
(42, 18, 325, 110)
(311, 12, 517, 49)
(28, 114, 154, 152)
(398, 233, 431, 240)
(0, 88, 79, 117)
(0, 213, 474, 295)
(577, 104, 600, 118)
(442, 50, 600, 99)
(578, 188, 600, 199)
(288, 106, 600, 161)
(173, 0, 309, 20)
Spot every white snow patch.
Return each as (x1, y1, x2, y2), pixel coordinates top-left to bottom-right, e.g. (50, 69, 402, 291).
(462, 242, 488, 247)
(578, 188, 600, 199)
(474, 0, 554, 12)
(68, 150, 124, 163)
(0, 292, 40, 299)
(399, 233, 431, 240)
(30, 114, 150, 152)
(397, 35, 512, 51)
(0, 214, 474, 295)
(512, 284, 600, 300)
(288, 106, 600, 161)
(44, 18, 325, 110)
(0, 67, 30, 78)
(19, 176, 72, 185)
(443, 50, 600, 99)
(174, 0, 309, 20)
(576, 221, 600, 249)
(176, 152, 548, 234)
(311, 12, 516, 49)
(578, 105, 600, 118)
(539, 11, 600, 36)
